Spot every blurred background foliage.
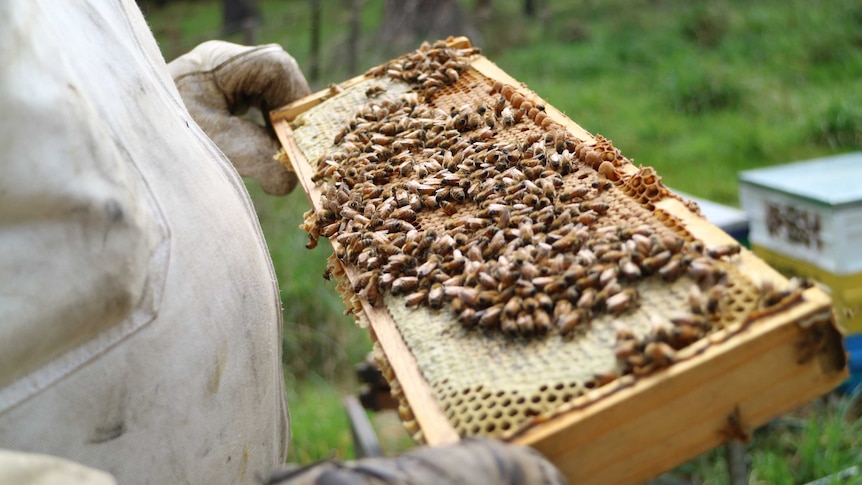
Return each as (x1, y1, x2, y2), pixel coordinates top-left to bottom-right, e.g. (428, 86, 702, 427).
(141, 0, 862, 479)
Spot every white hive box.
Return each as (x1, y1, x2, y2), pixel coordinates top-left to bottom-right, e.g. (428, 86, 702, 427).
(739, 152, 862, 333)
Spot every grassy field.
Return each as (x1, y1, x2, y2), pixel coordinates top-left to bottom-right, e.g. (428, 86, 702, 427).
(144, 0, 862, 480)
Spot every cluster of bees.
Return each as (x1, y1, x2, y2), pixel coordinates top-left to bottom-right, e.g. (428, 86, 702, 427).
(302, 41, 753, 359)
(364, 39, 480, 99)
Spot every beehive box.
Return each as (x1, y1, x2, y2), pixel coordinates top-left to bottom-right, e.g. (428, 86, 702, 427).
(271, 38, 847, 485)
(739, 153, 862, 334)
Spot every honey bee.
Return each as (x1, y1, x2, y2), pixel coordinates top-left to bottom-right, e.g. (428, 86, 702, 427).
(599, 266, 618, 287)
(706, 284, 725, 314)
(553, 299, 573, 318)
(439, 200, 458, 216)
(478, 271, 498, 289)
(530, 276, 555, 290)
(456, 287, 480, 306)
(478, 304, 503, 328)
(617, 259, 641, 280)
(428, 283, 444, 309)
(591, 180, 613, 193)
(496, 264, 518, 286)
(539, 178, 556, 199)
(458, 307, 478, 326)
(387, 253, 416, 269)
(515, 279, 536, 298)
(516, 312, 535, 335)
(384, 219, 416, 233)
(670, 312, 707, 328)
(533, 310, 551, 333)
(477, 290, 499, 308)
(530, 293, 551, 312)
(416, 259, 438, 278)
(523, 179, 542, 195)
(520, 296, 538, 313)
(494, 96, 506, 116)
(352, 269, 376, 293)
(645, 341, 675, 367)
(686, 284, 705, 315)
(430, 234, 455, 253)
(577, 210, 599, 225)
(520, 261, 540, 281)
(501, 315, 518, 334)
(642, 250, 672, 273)
(518, 220, 535, 244)
(405, 290, 427, 308)
(465, 217, 488, 230)
(606, 288, 637, 315)
(669, 323, 702, 349)
(445, 68, 459, 83)
(560, 264, 584, 283)
(577, 288, 597, 310)
(556, 309, 585, 336)
(504, 296, 522, 317)
(707, 243, 741, 259)
(691, 259, 724, 283)
(658, 255, 686, 281)
(614, 339, 638, 360)
(599, 249, 626, 263)
(577, 248, 598, 266)
(450, 186, 466, 201)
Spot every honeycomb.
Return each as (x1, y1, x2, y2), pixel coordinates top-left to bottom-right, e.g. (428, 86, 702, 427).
(287, 40, 808, 441)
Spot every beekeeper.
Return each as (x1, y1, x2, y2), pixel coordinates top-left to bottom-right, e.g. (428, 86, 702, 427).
(0, 1, 564, 484)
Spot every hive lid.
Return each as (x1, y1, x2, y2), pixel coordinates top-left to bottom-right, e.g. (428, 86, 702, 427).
(739, 152, 862, 209)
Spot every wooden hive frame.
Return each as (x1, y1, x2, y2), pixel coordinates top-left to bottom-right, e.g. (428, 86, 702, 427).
(270, 38, 847, 485)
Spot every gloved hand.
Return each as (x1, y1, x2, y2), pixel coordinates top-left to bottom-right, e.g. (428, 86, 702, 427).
(168, 40, 310, 195)
(266, 438, 567, 485)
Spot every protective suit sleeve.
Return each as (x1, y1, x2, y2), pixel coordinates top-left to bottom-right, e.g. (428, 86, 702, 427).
(168, 41, 311, 195)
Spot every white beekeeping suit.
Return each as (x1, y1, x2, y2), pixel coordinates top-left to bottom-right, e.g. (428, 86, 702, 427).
(0, 1, 569, 483)
(0, 0, 309, 482)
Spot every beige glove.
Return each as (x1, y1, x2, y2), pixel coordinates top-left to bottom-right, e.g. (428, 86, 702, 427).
(266, 439, 567, 485)
(169, 40, 310, 195)
(0, 450, 116, 485)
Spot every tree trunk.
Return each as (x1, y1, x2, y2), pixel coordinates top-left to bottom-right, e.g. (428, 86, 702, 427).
(377, 0, 482, 55)
(475, 0, 492, 18)
(222, 0, 260, 44)
(347, 0, 362, 75)
(309, 0, 321, 82)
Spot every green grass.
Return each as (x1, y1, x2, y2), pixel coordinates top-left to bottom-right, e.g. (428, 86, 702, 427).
(144, 0, 862, 478)
(285, 375, 356, 463)
(284, 373, 414, 464)
(748, 396, 862, 484)
(663, 395, 862, 484)
(248, 184, 371, 382)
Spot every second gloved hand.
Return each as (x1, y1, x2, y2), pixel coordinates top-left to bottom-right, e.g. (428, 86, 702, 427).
(168, 41, 310, 195)
(266, 438, 567, 485)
